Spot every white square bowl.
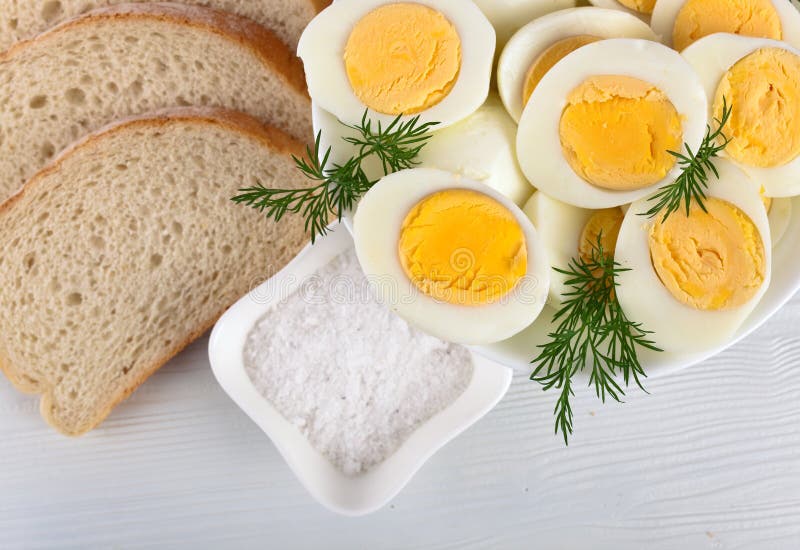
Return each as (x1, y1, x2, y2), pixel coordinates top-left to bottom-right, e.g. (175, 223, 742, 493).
(208, 224, 512, 516)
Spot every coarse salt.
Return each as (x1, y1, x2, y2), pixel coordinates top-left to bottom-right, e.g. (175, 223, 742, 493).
(243, 248, 474, 476)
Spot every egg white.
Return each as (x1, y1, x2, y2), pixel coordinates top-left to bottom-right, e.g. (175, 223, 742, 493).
(298, 0, 495, 130)
(587, 0, 650, 20)
(498, 7, 656, 123)
(615, 160, 772, 353)
(682, 34, 800, 197)
(769, 197, 793, 247)
(417, 95, 533, 206)
(352, 168, 550, 345)
(472, 0, 577, 51)
(522, 191, 596, 305)
(516, 38, 708, 209)
(651, 0, 800, 49)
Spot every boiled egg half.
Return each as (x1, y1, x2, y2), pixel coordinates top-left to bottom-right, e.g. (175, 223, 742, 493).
(353, 168, 550, 345)
(615, 160, 772, 353)
(651, 0, 800, 51)
(517, 38, 707, 209)
(472, 0, 577, 52)
(298, 0, 495, 129)
(523, 191, 625, 305)
(682, 34, 800, 197)
(498, 7, 656, 123)
(416, 95, 532, 206)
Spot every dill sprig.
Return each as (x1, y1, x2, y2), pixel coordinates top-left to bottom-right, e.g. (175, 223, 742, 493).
(642, 97, 733, 222)
(530, 236, 661, 445)
(232, 111, 439, 243)
(342, 111, 438, 174)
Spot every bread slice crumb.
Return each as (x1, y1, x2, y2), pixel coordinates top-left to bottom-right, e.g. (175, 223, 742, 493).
(0, 107, 309, 436)
(0, 2, 312, 208)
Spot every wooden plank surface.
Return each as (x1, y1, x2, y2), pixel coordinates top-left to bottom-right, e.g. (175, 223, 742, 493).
(2, 294, 800, 549)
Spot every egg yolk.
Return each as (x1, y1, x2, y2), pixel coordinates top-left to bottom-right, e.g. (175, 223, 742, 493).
(398, 189, 527, 306)
(559, 76, 683, 191)
(522, 35, 601, 106)
(672, 0, 782, 51)
(649, 198, 766, 311)
(343, 3, 461, 115)
(762, 191, 773, 213)
(618, 0, 656, 15)
(578, 208, 625, 263)
(713, 48, 800, 169)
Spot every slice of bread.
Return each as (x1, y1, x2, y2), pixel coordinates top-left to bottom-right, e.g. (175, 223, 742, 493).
(0, 2, 312, 207)
(0, 0, 330, 51)
(0, 107, 309, 435)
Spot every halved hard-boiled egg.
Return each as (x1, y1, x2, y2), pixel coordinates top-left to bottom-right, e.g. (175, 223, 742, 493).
(472, 0, 577, 52)
(651, 0, 800, 51)
(353, 168, 550, 345)
(615, 160, 772, 353)
(588, 0, 655, 20)
(497, 7, 656, 122)
(517, 39, 707, 209)
(682, 35, 800, 197)
(298, 0, 495, 129)
(417, 95, 532, 206)
(523, 191, 625, 305)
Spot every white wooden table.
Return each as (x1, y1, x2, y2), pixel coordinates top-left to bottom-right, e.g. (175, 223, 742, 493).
(2, 294, 800, 549)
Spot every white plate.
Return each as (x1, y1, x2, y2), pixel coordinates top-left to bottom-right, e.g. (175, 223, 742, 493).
(208, 224, 512, 516)
(312, 102, 800, 377)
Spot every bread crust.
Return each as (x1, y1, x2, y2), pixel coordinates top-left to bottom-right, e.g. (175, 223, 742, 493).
(0, 0, 330, 51)
(0, 107, 309, 436)
(0, 2, 309, 100)
(308, 0, 333, 13)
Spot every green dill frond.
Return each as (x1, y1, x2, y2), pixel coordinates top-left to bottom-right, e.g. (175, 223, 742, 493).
(642, 96, 733, 222)
(530, 236, 661, 445)
(232, 111, 438, 243)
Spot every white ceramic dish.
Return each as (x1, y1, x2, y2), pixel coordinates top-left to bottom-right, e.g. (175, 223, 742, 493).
(312, 102, 800, 377)
(208, 224, 512, 516)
